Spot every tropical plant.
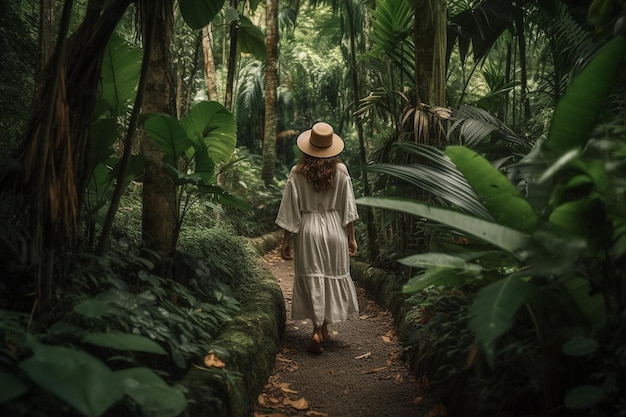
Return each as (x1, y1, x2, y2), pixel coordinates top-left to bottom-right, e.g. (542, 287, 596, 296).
(358, 34, 626, 415)
(0, 245, 241, 417)
(142, 100, 249, 251)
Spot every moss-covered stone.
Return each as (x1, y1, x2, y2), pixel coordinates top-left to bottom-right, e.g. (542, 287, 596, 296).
(182, 239, 286, 417)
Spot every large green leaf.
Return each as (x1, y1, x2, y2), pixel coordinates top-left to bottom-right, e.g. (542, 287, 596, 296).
(116, 368, 187, 417)
(143, 114, 194, 163)
(468, 276, 533, 367)
(179, 0, 226, 30)
(99, 33, 142, 117)
(402, 266, 479, 293)
(546, 37, 626, 155)
(560, 276, 606, 327)
(83, 332, 167, 355)
(19, 342, 122, 417)
(181, 101, 237, 165)
(564, 385, 606, 410)
(238, 15, 266, 60)
(368, 142, 492, 219)
(0, 372, 29, 403)
(357, 196, 529, 254)
(445, 146, 538, 234)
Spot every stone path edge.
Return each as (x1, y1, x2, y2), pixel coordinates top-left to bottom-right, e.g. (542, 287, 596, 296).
(182, 231, 287, 417)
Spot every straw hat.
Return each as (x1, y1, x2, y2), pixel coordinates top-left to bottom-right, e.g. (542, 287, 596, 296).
(296, 122, 344, 158)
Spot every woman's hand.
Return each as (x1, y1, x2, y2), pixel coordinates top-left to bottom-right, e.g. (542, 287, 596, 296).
(281, 230, 293, 260)
(281, 243, 293, 260)
(348, 238, 357, 257)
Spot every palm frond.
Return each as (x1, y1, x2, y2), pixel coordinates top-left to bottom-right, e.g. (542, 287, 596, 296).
(449, 105, 528, 149)
(366, 142, 493, 219)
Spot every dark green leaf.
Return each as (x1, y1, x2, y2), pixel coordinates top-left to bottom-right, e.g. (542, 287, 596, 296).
(83, 332, 167, 355)
(402, 266, 474, 293)
(143, 114, 193, 162)
(468, 276, 533, 367)
(546, 37, 626, 155)
(181, 101, 237, 165)
(0, 372, 29, 403)
(116, 368, 187, 417)
(19, 343, 122, 417)
(179, 0, 226, 30)
(237, 15, 266, 60)
(74, 299, 114, 319)
(562, 336, 599, 357)
(565, 385, 606, 410)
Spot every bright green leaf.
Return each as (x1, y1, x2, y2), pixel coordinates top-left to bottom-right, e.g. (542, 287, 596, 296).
(357, 196, 530, 254)
(445, 146, 538, 234)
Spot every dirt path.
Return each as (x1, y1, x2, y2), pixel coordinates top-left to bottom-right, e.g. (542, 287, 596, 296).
(254, 248, 438, 417)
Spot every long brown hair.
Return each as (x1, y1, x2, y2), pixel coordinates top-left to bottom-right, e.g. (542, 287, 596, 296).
(295, 154, 339, 191)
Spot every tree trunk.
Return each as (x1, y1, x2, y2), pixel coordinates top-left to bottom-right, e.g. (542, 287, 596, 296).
(140, 0, 177, 275)
(414, 0, 446, 106)
(261, 0, 279, 185)
(224, 0, 239, 111)
(202, 24, 219, 101)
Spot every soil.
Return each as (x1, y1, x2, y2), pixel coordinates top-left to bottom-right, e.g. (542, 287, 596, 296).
(254, 248, 440, 417)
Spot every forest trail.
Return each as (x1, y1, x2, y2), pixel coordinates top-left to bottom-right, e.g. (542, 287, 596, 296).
(254, 248, 441, 417)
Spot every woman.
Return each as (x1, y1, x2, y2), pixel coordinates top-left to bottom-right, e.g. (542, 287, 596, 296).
(275, 122, 360, 353)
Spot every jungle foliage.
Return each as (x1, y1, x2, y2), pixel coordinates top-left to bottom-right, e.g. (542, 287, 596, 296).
(0, 0, 625, 416)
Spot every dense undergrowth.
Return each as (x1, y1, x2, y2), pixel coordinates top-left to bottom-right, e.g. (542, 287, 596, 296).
(0, 186, 280, 417)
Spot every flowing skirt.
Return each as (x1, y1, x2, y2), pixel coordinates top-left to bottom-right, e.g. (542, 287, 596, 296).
(291, 209, 359, 326)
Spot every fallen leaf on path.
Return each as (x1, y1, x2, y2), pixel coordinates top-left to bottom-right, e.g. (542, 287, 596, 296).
(413, 396, 423, 405)
(283, 397, 309, 410)
(279, 383, 298, 394)
(355, 352, 371, 360)
(359, 314, 372, 320)
(204, 351, 226, 368)
(328, 368, 336, 376)
(306, 411, 329, 417)
(382, 335, 392, 343)
(254, 413, 287, 417)
(276, 355, 293, 363)
(362, 366, 386, 374)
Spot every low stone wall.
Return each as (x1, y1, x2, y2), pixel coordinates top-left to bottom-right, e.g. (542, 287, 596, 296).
(182, 234, 286, 417)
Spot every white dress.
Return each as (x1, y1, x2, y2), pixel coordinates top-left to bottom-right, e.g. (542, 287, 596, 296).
(276, 163, 360, 326)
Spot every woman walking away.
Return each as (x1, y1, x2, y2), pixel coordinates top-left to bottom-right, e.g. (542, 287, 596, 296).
(276, 122, 360, 354)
